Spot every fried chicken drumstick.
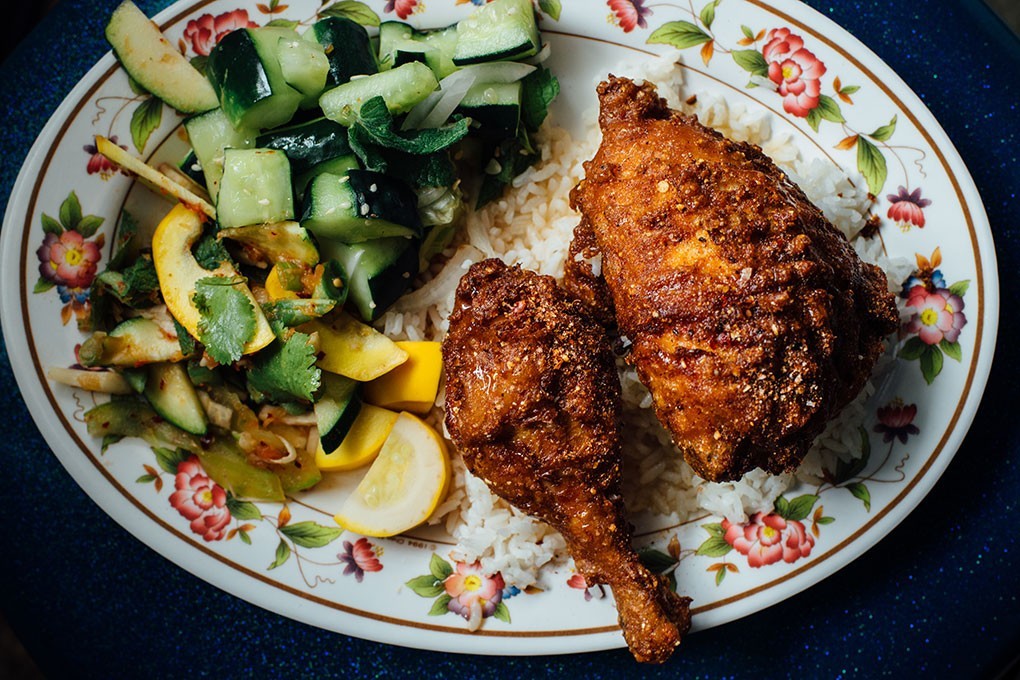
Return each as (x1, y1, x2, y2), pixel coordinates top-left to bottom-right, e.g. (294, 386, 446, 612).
(443, 259, 691, 663)
(567, 76, 898, 482)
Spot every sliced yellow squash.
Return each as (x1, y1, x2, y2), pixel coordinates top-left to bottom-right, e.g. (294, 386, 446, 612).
(316, 404, 399, 472)
(363, 341, 442, 414)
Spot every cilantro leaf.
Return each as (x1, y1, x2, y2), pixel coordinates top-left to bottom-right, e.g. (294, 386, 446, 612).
(193, 232, 232, 270)
(193, 276, 256, 365)
(247, 331, 321, 402)
(353, 96, 469, 155)
(96, 255, 161, 307)
(521, 66, 560, 133)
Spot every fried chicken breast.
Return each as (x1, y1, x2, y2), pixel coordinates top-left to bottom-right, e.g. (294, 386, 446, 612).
(567, 76, 898, 482)
(443, 259, 691, 663)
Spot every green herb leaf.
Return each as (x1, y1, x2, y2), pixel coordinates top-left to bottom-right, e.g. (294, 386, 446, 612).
(173, 316, 198, 357)
(280, 521, 344, 548)
(354, 96, 470, 155)
(521, 65, 560, 133)
(696, 535, 733, 557)
(847, 482, 871, 512)
(130, 97, 163, 154)
(193, 276, 257, 365)
(538, 0, 561, 20)
(868, 114, 897, 142)
(247, 331, 321, 402)
(268, 538, 291, 569)
(406, 574, 445, 598)
(857, 136, 888, 194)
(109, 211, 139, 269)
(428, 594, 453, 615)
(731, 49, 769, 76)
(193, 232, 233, 270)
(59, 192, 83, 232)
(429, 553, 454, 580)
(784, 494, 820, 522)
(320, 0, 381, 27)
(647, 21, 712, 49)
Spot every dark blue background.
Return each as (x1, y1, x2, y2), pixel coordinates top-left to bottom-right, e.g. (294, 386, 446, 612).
(1, 1, 1016, 677)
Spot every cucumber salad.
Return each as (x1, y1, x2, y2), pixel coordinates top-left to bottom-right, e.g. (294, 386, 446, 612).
(54, 0, 559, 536)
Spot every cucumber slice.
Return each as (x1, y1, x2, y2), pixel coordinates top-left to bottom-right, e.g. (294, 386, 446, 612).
(105, 1, 217, 113)
(78, 317, 190, 367)
(309, 17, 379, 88)
(183, 108, 257, 203)
(255, 117, 353, 177)
(217, 221, 319, 267)
(319, 62, 439, 126)
(379, 21, 430, 71)
(294, 155, 360, 199)
(277, 36, 329, 105)
(144, 361, 208, 436)
(416, 25, 460, 79)
(206, 28, 302, 130)
(331, 236, 420, 321)
(301, 170, 422, 243)
(315, 373, 363, 454)
(458, 81, 522, 137)
(453, 0, 540, 66)
(197, 438, 286, 501)
(217, 148, 294, 228)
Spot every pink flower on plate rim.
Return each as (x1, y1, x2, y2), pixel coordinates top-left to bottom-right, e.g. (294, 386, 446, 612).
(887, 186, 932, 229)
(723, 511, 815, 568)
(443, 561, 505, 621)
(384, 0, 420, 20)
(83, 136, 126, 179)
(339, 538, 383, 582)
(36, 230, 102, 289)
(903, 285, 966, 345)
(183, 9, 258, 57)
(169, 456, 231, 541)
(762, 28, 827, 117)
(607, 0, 652, 33)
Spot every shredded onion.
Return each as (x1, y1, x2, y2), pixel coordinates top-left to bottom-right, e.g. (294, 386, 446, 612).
(402, 62, 537, 131)
(522, 41, 551, 65)
(238, 430, 297, 465)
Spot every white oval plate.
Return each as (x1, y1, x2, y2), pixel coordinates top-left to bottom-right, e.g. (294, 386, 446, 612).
(0, 0, 998, 656)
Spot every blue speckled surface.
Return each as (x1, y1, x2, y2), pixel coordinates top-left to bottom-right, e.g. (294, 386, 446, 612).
(1, 1, 1017, 677)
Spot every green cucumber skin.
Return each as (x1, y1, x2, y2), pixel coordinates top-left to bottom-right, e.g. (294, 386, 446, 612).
(452, 0, 540, 66)
(301, 170, 422, 244)
(294, 155, 360, 199)
(144, 362, 208, 436)
(318, 62, 439, 126)
(331, 236, 420, 322)
(205, 29, 273, 128)
(312, 17, 379, 88)
(316, 374, 362, 453)
(256, 118, 353, 176)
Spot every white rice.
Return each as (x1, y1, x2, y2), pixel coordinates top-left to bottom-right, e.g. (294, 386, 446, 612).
(377, 52, 911, 590)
